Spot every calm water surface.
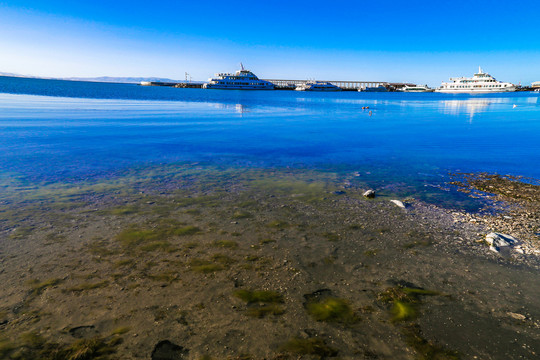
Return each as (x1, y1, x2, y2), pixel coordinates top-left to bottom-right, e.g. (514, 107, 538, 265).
(1, 75, 540, 200)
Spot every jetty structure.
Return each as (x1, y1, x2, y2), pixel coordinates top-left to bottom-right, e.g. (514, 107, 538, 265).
(139, 64, 414, 91)
(141, 79, 413, 91)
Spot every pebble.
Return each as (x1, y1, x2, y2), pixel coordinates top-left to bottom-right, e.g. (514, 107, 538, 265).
(507, 312, 527, 321)
(363, 190, 375, 198)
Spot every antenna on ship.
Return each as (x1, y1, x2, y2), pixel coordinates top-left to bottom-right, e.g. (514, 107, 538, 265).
(240, 62, 245, 71)
(479, 66, 483, 74)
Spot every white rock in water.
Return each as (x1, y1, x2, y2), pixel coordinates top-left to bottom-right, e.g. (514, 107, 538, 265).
(363, 190, 376, 198)
(485, 232, 519, 249)
(390, 200, 406, 208)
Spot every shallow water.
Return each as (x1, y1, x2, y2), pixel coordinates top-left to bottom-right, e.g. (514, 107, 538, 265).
(1, 75, 540, 205)
(2, 76, 540, 359)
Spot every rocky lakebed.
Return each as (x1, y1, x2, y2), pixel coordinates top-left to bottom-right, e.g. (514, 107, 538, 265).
(1, 165, 539, 359)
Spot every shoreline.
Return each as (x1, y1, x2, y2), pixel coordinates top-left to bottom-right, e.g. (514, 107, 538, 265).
(1, 165, 540, 359)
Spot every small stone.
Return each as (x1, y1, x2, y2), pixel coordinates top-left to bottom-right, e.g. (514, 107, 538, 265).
(363, 190, 375, 198)
(485, 232, 519, 249)
(390, 200, 406, 208)
(507, 312, 527, 321)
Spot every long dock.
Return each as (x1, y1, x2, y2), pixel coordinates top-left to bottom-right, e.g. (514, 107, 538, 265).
(140, 80, 415, 91)
(263, 79, 413, 91)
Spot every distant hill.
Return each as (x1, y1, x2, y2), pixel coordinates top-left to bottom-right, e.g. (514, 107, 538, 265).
(0, 72, 184, 84)
(62, 76, 183, 84)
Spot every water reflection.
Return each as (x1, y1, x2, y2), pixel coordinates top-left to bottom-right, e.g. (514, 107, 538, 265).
(214, 103, 250, 114)
(440, 99, 495, 121)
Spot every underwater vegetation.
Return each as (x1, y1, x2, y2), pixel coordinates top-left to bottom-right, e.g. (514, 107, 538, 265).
(0, 332, 122, 360)
(305, 297, 358, 324)
(378, 284, 440, 322)
(233, 290, 285, 318)
(115, 220, 201, 251)
(26, 278, 63, 296)
(377, 283, 459, 358)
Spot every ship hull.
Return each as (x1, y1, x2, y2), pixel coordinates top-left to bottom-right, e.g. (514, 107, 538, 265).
(203, 84, 274, 90)
(435, 87, 516, 93)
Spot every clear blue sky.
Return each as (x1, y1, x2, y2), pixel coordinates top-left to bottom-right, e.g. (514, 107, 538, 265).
(1, 0, 539, 85)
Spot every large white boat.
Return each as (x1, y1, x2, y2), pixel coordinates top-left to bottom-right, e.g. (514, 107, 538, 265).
(401, 84, 434, 92)
(436, 67, 515, 93)
(203, 64, 274, 90)
(295, 81, 341, 91)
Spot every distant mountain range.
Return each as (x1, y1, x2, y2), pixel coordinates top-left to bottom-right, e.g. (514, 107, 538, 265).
(0, 72, 183, 84)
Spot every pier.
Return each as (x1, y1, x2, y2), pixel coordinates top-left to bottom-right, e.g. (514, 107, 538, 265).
(263, 79, 415, 91)
(140, 79, 415, 91)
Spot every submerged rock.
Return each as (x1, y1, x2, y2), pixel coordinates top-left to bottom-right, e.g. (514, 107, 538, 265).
(390, 200, 406, 208)
(363, 190, 375, 198)
(68, 325, 98, 339)
(151, 340, 188, 360)
(485, 232, 519, 252)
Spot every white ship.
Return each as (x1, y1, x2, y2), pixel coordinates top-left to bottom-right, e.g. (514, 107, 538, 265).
(436, 67, 515, 93)
(295, 81, 341, 91)
(401, 84, 434, 92)
(203, 64, 274, 90)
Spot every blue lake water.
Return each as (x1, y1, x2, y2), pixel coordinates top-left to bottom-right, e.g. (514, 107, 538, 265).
(1, 75, 540, 199)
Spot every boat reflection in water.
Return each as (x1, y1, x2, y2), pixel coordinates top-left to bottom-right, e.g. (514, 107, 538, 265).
(440, 99, 495, 122)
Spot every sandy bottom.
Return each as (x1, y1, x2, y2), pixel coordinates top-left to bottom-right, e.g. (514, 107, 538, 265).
(1, 165, 539, 359)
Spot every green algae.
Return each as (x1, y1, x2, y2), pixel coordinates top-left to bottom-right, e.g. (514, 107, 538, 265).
(0, 332, 121, 360)
(115, 221, 201, 249)
(246, 304, 284, 318)
(391, 300, 417, 322)
(211, 254, 237, 265)
(363, 249, 378, 257)
(251, 178, 328, 203)
(189, 259, 223, 273)
(232, 210, 252, 219)
(65, 280, 109, 293)
(305, 297, 358, 324)
(111, 327, 130, 335)
(9, 226, 35, 240)
(113, 259, 134, 268)
(378, 285, 441, 322)
(234, 290, 285, 318)
(211, 240, 238, 249)
(266, 220, 289, 229)
(26, 278, 63, 296)
(107, 205, 139, 215)
(322, 232, 340, 242)
(139, 240, 173, 252)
